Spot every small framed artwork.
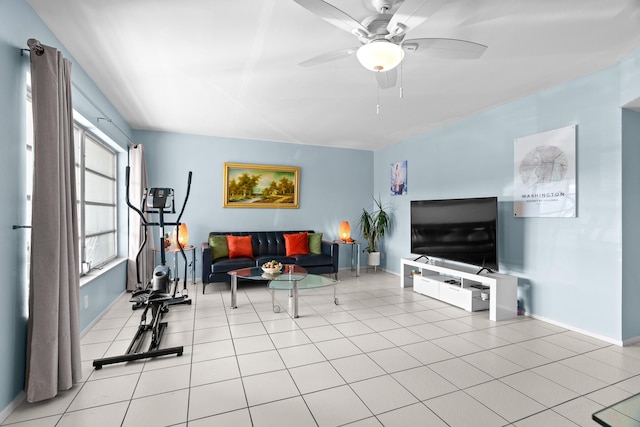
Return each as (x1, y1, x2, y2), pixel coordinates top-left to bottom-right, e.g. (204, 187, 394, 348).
(223, 162, 300, 208)
(391, 161, 407, 196)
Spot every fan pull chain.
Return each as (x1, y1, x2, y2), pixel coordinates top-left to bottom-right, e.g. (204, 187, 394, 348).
(377, 84, 380, 115)
(399, 62, 404, 98)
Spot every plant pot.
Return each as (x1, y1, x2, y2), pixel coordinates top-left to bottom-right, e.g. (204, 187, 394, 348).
(367, 251, 381, 267)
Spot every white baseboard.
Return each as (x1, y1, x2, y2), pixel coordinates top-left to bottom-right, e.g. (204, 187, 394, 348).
(527, 312, 626, 347)
(393, 268, 630, 346)
(0, 391, 25, 424)
(622, 335, 640, 347)
(2, 293, 128, 422)
(1, 289, 130, 422)
(80, 290, 127, 337)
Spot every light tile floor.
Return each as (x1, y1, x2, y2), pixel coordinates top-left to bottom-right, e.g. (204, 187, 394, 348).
(3, 271, 640, 426)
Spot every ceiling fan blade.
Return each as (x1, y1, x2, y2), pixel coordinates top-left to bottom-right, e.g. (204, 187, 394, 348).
(375, 68, 397, 90)
(298, 47, 358, 67)
(403, 38, 487, 59)
(387, 0, 446, 35)
(293, 0, 369, 36)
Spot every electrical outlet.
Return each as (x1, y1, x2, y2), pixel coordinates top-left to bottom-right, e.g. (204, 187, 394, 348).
(84, 295, 89, 309)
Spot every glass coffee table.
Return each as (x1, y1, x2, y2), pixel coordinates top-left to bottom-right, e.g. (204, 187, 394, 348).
(227, 265, 338, 318)
(593, 392, 640, 426)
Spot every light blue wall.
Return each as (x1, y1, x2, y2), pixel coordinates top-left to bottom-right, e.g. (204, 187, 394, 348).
(376, 61, 639, 341)
(622, 108, 640, 339)
(133, 130, 374, 274)
(620, 51, 640, 341)
(0, 1, 30, 411)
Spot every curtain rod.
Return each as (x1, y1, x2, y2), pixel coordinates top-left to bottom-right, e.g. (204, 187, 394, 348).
(21, 38, 136, 146)
(97, 117, 136, 146)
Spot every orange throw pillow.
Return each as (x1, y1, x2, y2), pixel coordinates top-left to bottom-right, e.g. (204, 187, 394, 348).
(226, 235, 254, 259)
(284, 232, 310, 256)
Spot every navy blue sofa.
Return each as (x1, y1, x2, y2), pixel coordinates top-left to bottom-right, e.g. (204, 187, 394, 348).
(201, 230, 339, 294)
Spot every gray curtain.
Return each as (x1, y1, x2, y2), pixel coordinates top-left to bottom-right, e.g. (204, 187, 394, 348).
(127, 144, 153, 291)
(25, 39, 82, 403)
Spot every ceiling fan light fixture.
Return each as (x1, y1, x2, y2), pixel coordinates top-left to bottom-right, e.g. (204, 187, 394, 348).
(356, 40, 404, 72)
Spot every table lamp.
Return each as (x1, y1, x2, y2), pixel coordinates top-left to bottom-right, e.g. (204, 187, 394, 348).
(172, 223, 189, 248)
(339, 221, 353, 242)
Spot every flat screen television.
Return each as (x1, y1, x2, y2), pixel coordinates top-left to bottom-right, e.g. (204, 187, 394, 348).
(410, 197, 498, 272)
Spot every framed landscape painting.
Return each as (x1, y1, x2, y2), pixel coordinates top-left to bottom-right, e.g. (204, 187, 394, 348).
(223, 162, 300, 208)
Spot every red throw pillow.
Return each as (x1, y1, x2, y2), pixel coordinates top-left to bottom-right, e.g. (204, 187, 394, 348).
(284, 232, 310, 256)
(226, 235, 254, 259)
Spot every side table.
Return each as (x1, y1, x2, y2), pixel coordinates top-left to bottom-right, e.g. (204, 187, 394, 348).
(153, 245, 196, 286)
(333, 240, 360, 277)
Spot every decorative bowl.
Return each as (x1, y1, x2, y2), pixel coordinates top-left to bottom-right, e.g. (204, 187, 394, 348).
(261, 263, 282, 274)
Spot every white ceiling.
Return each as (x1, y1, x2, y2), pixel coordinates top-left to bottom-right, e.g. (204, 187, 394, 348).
(27, 0, 640, 150)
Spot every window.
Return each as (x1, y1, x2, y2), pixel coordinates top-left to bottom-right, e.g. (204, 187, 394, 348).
(27, 95, 118, 276)
(75, 127, 118, 274)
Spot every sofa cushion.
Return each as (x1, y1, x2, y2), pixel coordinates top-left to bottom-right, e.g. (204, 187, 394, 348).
(227, 235, 254, 259)
(209, 235, 229, 260)
(211, 257, 255, 274)
(256, 255, 296, 266)
(284, 232, 310, 256)
(293, 253, 332, 267)
(308, 232, 323, 254)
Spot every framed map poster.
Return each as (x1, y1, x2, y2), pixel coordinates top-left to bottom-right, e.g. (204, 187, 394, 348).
(513, 125, 576, 217)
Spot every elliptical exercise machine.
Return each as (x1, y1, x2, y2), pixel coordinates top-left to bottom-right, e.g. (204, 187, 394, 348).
(93, 167, 193, 369)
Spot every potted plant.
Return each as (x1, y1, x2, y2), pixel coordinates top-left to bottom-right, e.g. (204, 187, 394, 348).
(358, 196, 391, 269)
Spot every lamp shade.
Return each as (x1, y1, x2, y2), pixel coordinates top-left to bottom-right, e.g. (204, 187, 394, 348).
(172, 223, 189, 248)
(339, 221, 351, 241)
(356, 40, 405, 72)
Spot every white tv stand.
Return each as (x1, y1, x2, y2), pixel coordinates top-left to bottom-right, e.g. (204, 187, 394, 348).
(400, 258, 517, 321)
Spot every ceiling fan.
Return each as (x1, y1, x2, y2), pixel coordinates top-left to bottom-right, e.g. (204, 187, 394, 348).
(293, 0, 488, 89)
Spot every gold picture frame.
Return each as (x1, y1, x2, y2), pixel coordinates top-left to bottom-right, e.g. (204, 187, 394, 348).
(223, 162, 300, 208)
